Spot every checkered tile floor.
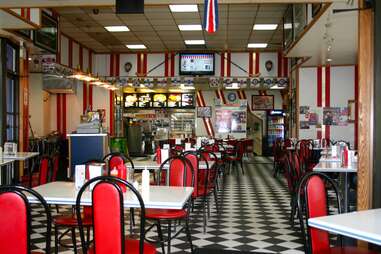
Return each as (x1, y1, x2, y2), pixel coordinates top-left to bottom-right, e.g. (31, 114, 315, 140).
(31, 157, 305, 253)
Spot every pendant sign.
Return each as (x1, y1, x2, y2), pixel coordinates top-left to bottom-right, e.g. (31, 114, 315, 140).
(204, 0, 219, 33)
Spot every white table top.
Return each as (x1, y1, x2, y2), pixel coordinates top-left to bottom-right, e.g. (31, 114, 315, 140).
(319, 156, 341, 162)
(29, 181, 193, 210)
(132, 159, 214, 170)
(0, 158, 15, 166)
(308, 209, 381, 246)
(313, 161, 357, 173)
(1, 152, 39, 161)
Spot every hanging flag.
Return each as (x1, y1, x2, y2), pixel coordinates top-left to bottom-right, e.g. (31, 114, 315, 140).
(203, 0, 218, 33)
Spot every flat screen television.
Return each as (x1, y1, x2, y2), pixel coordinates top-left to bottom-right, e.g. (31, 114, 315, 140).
(33, 12, 58, 54)
(179, 53, 215, 76)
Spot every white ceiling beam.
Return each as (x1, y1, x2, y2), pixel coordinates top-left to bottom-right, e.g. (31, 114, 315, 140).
(0, 0, 345, 8)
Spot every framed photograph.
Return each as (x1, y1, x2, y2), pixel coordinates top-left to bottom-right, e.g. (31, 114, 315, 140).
(16, 29, 32, 40)
(33, 11, 58, 53)
(252, 95, 274, 111)
(197, 106, 212, 118)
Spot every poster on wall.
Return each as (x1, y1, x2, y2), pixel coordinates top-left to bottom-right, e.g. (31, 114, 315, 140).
(323, 107, 348, 126)
(300, 121, 310, 129)
(252, 95, 274, 111)
(215, 106, 247, 134)
(197, 107, 212, 118)
(300, 106, 310, 114)
(231, 111, 246, 133)
(215, 109, 232, 133)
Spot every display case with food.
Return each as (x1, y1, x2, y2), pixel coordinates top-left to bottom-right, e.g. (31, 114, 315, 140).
(168, 94, 182, 107)
(182, 93, 195, 107)
(153, 93, 167, 107)
(138, 93, 152, 108)
(124, 94, 138, 108)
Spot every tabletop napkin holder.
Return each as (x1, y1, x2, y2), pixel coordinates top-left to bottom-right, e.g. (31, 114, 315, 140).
(161, 149, 169, 163)
(75, 165, 86, 190)
(3, 142, 17, 156)
(185, 143, 192, 151)
(331, 146, 337, 157)
(88, 164, 103, 190)
(175, 138, 182, 145)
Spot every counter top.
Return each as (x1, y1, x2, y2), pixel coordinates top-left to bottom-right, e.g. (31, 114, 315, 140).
(67, 133, 108, 137)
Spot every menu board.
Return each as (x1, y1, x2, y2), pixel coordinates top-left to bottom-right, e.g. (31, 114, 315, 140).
(153, 94, 167, 107)
(168, 94, 182, 108)
(182, 94, 194, 107)
(138, 94, 152, 108)
(124, 93, 195, 108)
(124, 94, 138, 107)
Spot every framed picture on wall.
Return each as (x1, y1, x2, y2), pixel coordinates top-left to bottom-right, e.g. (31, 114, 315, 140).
(197, 106, 212, 118)
(252, 95, 274, 111)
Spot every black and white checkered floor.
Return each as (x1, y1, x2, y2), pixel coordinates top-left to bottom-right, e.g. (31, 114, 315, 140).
(31, 157, 304, 253)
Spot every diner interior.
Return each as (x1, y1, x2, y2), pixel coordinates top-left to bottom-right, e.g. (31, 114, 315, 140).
(0, 0, 380, 253)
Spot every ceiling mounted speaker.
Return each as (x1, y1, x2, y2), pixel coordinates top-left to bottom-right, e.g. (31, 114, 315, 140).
(116, 0, 144, 14)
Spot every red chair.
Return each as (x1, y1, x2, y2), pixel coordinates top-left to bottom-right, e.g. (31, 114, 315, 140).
(225, 141, 245, 174)
(0, 185, 52, 254)
(183, 151, 218, 233)
(76, 176, 156, 254)
(22, 156, 52, 187)
(53, 160, 102, 254)
(145, 156, 194, 254)
(297, 172, 378, 254)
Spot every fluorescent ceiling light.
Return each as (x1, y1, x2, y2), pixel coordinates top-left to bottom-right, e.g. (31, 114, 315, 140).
(178, 24, 202, 31)
(253, 24, 278, 30)
(126, 44, 146, 49)
(185, 40, 205, 45)
(105, 26, 129, 32)
(248, 43, 268, 48)
(169, 5, 198, 12)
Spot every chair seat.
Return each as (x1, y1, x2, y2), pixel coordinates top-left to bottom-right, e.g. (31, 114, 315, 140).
(53, 213, 92, 226)
(226, 156, 239, 161)
(145, 208, 187, 220)
(316, 246, 379, 254)
(88, 237, 156, 254)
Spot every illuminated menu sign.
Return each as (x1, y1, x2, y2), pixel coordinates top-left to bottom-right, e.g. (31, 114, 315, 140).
(124, 93, 194, 109)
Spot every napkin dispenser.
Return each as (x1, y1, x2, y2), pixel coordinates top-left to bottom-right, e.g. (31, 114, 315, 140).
(88, 164, 103, 190)
(161, 149, 169, 163)
(75, 165, 86, 190)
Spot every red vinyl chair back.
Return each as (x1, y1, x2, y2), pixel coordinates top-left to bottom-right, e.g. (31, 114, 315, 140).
(168, 158, 187, 187)
(236, 141, 245, 160)
(183, 152, 200, 197)
(51, 154, 60, 181)
(297, 172, 343, 254)
(39, 156, 52, 185)
(76, 176, 147, 254)
(0, 185, 52, 254)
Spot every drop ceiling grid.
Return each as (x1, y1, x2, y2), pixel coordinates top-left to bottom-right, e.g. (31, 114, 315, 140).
(56, 3, 287, 52)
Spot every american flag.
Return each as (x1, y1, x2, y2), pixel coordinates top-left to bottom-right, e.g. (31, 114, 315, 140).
(203, 0, 218, 33)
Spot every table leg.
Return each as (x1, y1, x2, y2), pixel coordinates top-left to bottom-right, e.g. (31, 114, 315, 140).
(344, 172, 349, 213)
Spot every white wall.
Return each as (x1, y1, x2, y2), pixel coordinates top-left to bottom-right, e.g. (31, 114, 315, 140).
(298, 66, 356, 146)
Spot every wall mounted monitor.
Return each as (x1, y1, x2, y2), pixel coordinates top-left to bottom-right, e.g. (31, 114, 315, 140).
(179, 53, 215, 76)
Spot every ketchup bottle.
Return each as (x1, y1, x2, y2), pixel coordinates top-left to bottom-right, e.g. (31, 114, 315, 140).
(117, 164, 127, 192)
(156, 147, 161, 164)
(343, 147, 349, 167)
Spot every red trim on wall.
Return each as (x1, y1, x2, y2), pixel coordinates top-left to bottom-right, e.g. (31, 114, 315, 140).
(226, 52, 231, 77)
(57, 94, 61, 133)
(198, 91, 215, 137)
(137, 53, 141, 75)
(83, 83, 87, 114)
(68, 39, 73, 68)
(196, 92, 211, 136)
(283, 57, 288, 77)
(170, 52, 175, 77)
(255, 52, 260, 74)
(26, 8, 30, 20)
(317, 66, 322, 107)
(143, 53, 148, 75)
(62, 94, 67, 137)
(115, 54, 120, 76)
(109, 91, 114, 136)
(79, 46, 83, 70)
(219, 90, 227, 104)
(215, 90, 220, 99)
(88, 50, 93, 110)
(220, 52, 225, 77)
(249, 52, 253, 76)
(164, 53, 169, 76)
(110, 54, 115, 76)
(354, 65, 359, 149)
(277, 52, 282, 77)
(325, 66, 331, 140)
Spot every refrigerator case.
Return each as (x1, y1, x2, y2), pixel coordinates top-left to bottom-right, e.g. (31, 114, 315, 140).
(266, 110, 285, 155)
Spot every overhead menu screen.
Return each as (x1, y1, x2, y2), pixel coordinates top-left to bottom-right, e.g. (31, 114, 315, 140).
(179, 53, 215, 75)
